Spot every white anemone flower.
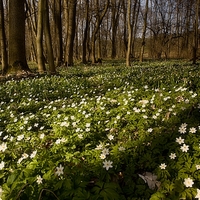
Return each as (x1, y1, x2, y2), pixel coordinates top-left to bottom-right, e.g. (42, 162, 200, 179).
(55, 164, 64, 176)
(183, 178, 194, 188)
(103, 160, 113, 170)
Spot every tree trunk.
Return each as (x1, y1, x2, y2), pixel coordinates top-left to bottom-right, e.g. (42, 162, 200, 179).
(91, 0, 109, 64)
(139, 0, 148, 62)
(64, 0, 69, 50)
(131, 0, 140, 58)
(126, 0, 132, 66)
(97, 30, 101, 59)
(111, 0, 121, 59)
(26, 17, 36, 61)
(36, 0, 46, 73)
(53, 0, 63, 67)
(26, 0, 37, 62)
(176, 0, 180, 58)
(65, 0, 76, 66)
(75, 20, 79, 59)
(0, 0, 8, 75)
(82, 0, 89, 64)
(8, 0, 30, 73)
(43, 0, 56, 74)
(192, 0, 199, 64)
(183, 1, 191, 56)
(122, 0, 127, 57)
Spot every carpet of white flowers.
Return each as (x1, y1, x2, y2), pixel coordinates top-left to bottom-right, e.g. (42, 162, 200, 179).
(0, 61, 200, 199)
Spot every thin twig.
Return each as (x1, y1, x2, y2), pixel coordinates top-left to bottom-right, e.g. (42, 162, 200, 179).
(38, 188, 60, 200)
(16, 183, 29, 200)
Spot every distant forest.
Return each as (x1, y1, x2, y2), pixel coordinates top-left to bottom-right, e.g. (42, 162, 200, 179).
(0, 0, 199, 74)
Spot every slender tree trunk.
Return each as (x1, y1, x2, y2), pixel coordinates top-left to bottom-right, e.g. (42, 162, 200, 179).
(97, 29, 101, 59)
(75, 19, 79, 59)
(111, 0, 121, 59)
(27, 17, 36, 61)
(176, 0, 180, 58)
(183, 1, 191, 56)
(91, 0, 109, 64)
(36, 0, 46, 73)
(122, 0, 127, 57)
(26, 0, 37, 62)
(131, 0, 139, 58)
(126, 0, 132, 66)
(8, 0, 30, 73)
(111, 0, 117, 59)
(53, 0, 63, 67)
(192, 0, 199, 64)
(103, 13, 109, 58)
(43, 0, 56, 73)
(64, 0, 69, 50)
(82, 0, 89, 64)
(0, 0, 8, 75)
(87, 23, 91, 61)
(65, 0, 76, 66)
(139, 0, 148, 62)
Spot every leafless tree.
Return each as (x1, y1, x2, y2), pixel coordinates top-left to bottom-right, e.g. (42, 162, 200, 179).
(139, 0, 148, 62)
(0, 0, 8, 74)
(192, 0, 199, 64)
(90, 0, 109, 64)
(36, 0, 46, 73)
(8, 0, 30, 73)
(64, 0, 77, 66)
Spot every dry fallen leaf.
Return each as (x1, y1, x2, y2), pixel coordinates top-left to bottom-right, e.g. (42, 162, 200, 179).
(138, 172, 161, 190)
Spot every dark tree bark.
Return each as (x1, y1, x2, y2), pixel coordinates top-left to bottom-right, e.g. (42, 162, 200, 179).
(126, 0, 139, 66)
(139, 0, 148, 62)
(182, 0, 192, 56)
(82, 0, 89, 64)
(122, 0, 128, 56)
(126, 0, 132, 66)
(131, 0, 140, 58)
(192, 0, 199, 64)
(91, 0, 109, 64)
(8, 0, 30, 73)
(111, 0, 121, 59)
(65, 0, 77, 66)
(0, 0, 8, 75)
(53, 0, 63, 67)
(43, 0, 56, 73)
(26, 0, 37, 62)
(36, 0, 46, 73)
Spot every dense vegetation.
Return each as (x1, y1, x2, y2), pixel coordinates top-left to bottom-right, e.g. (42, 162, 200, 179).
(0, 61, 200, 199)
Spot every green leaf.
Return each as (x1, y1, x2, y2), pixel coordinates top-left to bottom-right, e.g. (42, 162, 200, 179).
(2, 183, 11, 195)
(7, 173, 18, 186)
(63, 178, 72, 189)
(54, 179, 64, 190)
(150, 192, 166, 200)
(174, 180, 184, 193)
(10, 180, 26, 192)
(0, 173, 5, 179)
(43, 170, 53, 181)
(23, 168, 33, 178)
(102, 188, 120, 200)
(26, 160, 38, 170)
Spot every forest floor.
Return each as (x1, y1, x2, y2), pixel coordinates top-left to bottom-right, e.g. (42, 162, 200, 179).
(0, 59, 200, 199)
